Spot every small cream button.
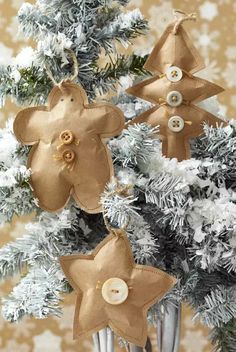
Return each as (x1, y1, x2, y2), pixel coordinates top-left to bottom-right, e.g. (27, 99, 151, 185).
(166, 91, 183, 107)
(166, 66, 183, 82)
(168, 116, 185, 132)
(101, 278, 129, 305)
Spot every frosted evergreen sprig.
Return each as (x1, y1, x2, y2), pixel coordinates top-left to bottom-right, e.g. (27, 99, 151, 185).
(0, 121, 35, 224)
(18, 3, 56, 39)
(98, 9, 148, 51)
(136, 173, 189, 214)
(0, 235, 31, 280)
(110, 123, 158, 167)
(0, 179, 35, 225)
(94, 55, 148, 96)
(194, 285, 236, 328)
(211, 318, 236, 352)
(101, 178, 140, 229)
(192, 123, 236, 190)
(0, 208, 78, 280)
(2, 265, 66, 322)
(222, 246, 236, 273)
(101, 179, 157, 263)
(0, 64, 52, 107)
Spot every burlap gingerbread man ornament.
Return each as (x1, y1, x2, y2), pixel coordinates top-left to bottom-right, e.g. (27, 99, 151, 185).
(127, 11, 226, 161)
(14, 80, 124, 213)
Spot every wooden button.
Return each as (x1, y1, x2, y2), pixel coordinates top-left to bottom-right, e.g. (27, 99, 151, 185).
(62, 149, 75, 163)
(60, 130, 74, 145)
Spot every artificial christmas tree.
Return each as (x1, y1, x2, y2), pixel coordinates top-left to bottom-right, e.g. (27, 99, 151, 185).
(0, 2, 236, 352)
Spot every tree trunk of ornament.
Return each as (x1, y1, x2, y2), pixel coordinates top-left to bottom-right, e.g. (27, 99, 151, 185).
(157, 302, 181, 352)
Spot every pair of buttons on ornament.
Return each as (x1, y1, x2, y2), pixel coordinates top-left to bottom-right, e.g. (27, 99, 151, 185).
(54, 129, 80, 166)
(59, 130, 76, 163)
(165, 65, 183, 108)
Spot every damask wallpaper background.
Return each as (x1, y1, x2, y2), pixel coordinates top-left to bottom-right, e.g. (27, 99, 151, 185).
(0, 0, 235, 351)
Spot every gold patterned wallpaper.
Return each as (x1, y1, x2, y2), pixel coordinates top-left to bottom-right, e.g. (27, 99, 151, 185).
(0, 0, 235, 351)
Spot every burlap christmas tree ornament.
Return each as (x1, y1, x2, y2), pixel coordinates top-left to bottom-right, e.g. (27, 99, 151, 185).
(13, 53, 125, 213)
(60, 229, 177, 347)
(127, 11, 226, 161)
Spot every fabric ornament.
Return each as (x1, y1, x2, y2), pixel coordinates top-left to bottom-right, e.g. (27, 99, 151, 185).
(13, 59, 125, 213)
(126, 10, 226, 161)
(60, 229, 177, 347)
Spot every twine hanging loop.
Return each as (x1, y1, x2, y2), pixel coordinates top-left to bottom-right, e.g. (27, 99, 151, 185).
(44, 48, 79, 86)
(173, 9, 197, 34)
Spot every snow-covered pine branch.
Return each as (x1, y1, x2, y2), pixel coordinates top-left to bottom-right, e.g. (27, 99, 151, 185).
(0, 120, 35, 224)
(0, 0, 148, 106)
(194, 285, 236, 327)
(2, 265, 66, 322)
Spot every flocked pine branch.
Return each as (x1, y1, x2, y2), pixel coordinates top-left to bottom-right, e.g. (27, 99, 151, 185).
(136, 173, 189, 217)
(0, 120, 35, 224)
(2, 265, 66, 322)
(101, 179, 157, 264)
(192, 123, 236, 190)
(0, 0, 148, 106)
(211, 318, 236, 352)
(97, 9, 148, 51)
(18, 3, 57, 39)
(94, 54, 149, 95)
(194, 285, 236, 328)
(0, 208, 78, 280)
(110, 123, 158, 166)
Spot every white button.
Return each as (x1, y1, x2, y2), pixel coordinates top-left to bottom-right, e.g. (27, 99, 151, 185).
(168, 116, 185, 132)
(101, 278, 129, 305)
(167, 91, 183, 107)
(166, 66, 183, 82)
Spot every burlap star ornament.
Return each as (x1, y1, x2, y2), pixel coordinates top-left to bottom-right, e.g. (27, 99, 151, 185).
(60, 230, 177, 347)
(13, 81, 125, 213)
(127, 11, 226, 161)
